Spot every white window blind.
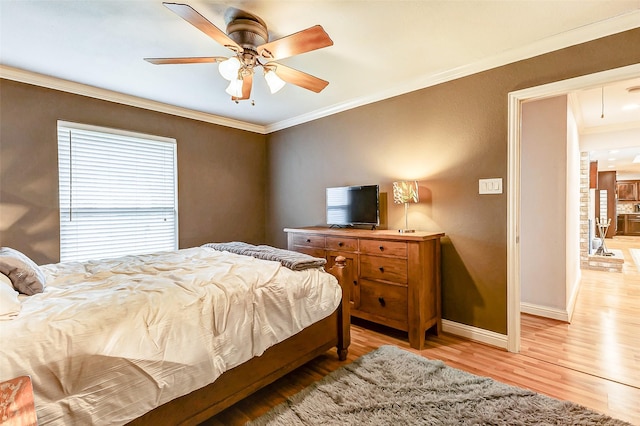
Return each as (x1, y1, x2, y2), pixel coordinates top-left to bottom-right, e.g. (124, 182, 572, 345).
(57, 121, 178, 262)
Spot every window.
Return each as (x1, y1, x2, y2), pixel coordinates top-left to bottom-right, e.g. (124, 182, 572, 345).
(57, 121, 177, 262)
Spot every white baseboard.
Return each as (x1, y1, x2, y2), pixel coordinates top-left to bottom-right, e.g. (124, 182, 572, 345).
(520, 302, 569, 322)
(566, 273, 581, 323)
(441, 319, 508, 350)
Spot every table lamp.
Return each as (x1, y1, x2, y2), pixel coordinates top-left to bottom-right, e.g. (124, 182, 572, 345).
(393, 180, 419, 233)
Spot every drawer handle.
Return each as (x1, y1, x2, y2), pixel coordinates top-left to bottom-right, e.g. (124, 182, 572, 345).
(379, 266, 384, 273)
(353, 280, 358, 286)
(378, 297, 386, 307)
(379, 246, 384, 251)
(306, 239, 311, 243)
(338, 242, 344, 247)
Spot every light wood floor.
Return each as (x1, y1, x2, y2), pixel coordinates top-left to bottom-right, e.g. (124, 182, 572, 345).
(203, 238, 640, 425)
(521, 236, 640, 390)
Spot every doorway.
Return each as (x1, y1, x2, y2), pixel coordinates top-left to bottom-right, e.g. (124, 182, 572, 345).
(508, 64, 640, 389)
(506, 62, 640, 353)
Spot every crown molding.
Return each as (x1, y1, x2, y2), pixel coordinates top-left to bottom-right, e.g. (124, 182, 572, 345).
(267, 10, 640, 132)
(580, 120, 640, 135)
(0, 65, 267, 134)
(2, 10, 639, 134)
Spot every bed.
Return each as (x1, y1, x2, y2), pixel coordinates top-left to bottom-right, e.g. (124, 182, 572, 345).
(0, 244, 351, 425)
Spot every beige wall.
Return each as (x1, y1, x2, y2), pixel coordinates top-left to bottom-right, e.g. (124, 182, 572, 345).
(266, 28, 640, 334)
(0, 80, 267, 265)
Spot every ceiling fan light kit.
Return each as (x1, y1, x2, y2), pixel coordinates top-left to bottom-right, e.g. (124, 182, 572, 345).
(264, 68, 286, 94)
(225, 78, 244, 98)
(144, 2, 333, 103)
(218, 57, 241, 81)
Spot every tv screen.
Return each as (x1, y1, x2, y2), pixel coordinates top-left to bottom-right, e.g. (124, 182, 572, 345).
(326, 185, 379, 227)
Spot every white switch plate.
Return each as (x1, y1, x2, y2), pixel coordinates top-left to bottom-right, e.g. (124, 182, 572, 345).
(479, 178, 503, 194)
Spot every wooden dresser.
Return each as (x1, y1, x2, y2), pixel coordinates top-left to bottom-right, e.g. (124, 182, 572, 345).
(285, 227, 444, 350)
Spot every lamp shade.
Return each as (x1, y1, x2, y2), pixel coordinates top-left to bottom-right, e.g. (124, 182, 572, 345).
(225, 78, 244, 98)
(264, 69, 286, 94)
(218, 57, 241, 81)
(393, 181, 419, 204)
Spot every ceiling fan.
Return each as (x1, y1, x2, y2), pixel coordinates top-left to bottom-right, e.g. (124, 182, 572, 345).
(145, 2, 333, 102)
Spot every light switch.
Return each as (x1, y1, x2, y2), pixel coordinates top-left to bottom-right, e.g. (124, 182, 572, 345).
(479, 178, 503, 194)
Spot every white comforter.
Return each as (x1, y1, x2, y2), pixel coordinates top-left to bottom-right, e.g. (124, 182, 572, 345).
(0, 247, 341, 425)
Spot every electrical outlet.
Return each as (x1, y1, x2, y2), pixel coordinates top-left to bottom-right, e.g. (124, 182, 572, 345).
(479, 178, 503, 194)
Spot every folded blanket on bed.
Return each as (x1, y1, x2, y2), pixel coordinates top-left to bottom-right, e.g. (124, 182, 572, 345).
(203, 242, 327, 271)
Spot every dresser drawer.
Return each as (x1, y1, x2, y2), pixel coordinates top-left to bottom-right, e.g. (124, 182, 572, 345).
(326, 236, 358, 252)
(359, 239, 407, 257)
(291, 234, 325, 248)
(359, 279, 408, 323)
(360, 254, 407, 283)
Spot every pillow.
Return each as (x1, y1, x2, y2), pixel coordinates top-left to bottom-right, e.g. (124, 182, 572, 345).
(0, 247, 46, 295)
(0, 273, 21, 320)
(0, 273, 12, 286)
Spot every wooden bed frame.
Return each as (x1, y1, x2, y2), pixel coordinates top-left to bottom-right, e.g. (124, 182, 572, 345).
(128, 257, 351, 426)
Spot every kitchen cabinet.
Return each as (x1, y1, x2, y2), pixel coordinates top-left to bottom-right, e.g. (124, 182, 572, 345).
(617, 215, 625, 235)
(617, 181, 638, 201)
(626, 214, 640, 235)
(616, 214, 640, 236)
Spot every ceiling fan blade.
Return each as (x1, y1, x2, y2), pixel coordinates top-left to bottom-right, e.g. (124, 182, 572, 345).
(257, 25, 333, 60)
(232, 73, 253, 100)
(271, 63, 329, 93)
(163, 2, 242, 53)
(144, 56, 227, 65)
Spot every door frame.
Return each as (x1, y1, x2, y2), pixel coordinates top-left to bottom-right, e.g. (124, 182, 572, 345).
(506, 63, 640, 352)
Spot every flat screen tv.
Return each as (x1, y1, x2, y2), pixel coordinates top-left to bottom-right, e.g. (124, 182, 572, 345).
(326, 185, 379, 227)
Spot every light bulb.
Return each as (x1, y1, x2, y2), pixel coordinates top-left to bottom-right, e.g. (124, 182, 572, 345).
(219, 57, 241, 81)
(225, 78, 243, 98)
(264, 69, 285, 94)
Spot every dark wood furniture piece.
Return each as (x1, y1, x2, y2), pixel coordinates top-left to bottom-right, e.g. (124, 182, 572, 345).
(618, 213, 640, 236)
(617, 214, 626, 235)
(628, 214, 640, 235)
(617, 181, 638, 201)
(128, 259, 350, 426)
(285, 227, 444, 350)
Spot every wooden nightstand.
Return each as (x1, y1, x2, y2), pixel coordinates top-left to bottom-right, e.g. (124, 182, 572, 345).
(0, 376, 37, 426)
(285, 227, 444, 350)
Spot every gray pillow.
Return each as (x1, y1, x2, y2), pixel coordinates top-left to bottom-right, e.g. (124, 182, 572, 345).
(0, 247, 46, 295)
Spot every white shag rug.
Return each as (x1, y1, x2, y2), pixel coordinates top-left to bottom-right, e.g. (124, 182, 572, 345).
(249, 345, 632, 426)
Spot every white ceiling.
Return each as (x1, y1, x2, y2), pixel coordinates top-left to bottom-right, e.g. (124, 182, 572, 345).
(575, 77, 640, 132)
(590, 145, 640, 177)
(575, 77, 640, 177)
(1, 0, 639, 133)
